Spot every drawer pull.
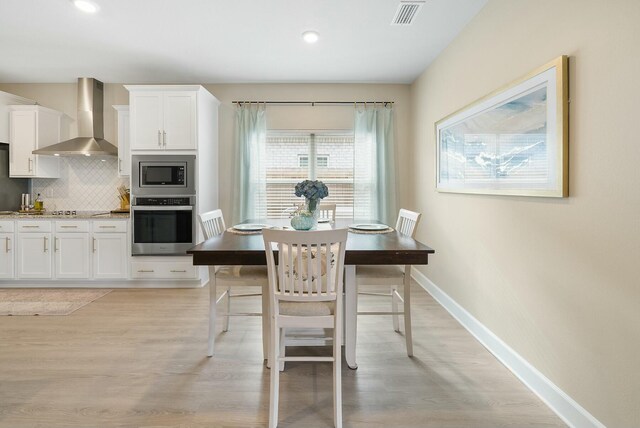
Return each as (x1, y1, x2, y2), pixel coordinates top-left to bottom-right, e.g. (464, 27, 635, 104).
(60, 225, 78, 229)
(99, 226, 117, 228)
(138, 269, 155, 273)
(23, 225, 40, 228)
(170, 269, 187, 273)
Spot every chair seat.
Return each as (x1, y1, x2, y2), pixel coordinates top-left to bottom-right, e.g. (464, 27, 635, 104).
(215, 265, 268, 286)
(356, 265, 404, 283)
(280, 301, 335, 316)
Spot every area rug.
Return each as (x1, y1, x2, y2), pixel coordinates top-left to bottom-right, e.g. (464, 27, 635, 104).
(0, 289, 112, 316)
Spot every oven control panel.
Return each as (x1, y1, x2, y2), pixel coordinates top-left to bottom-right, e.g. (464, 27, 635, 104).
(135, 197, 192, 206)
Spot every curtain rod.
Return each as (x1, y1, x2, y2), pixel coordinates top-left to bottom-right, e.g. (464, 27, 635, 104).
(231, 101, 394, 106)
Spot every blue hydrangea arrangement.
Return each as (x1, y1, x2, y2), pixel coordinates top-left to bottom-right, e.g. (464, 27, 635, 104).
(294, 180, 329, 211)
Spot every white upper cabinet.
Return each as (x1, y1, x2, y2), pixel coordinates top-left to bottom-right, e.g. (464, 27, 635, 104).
(128, 88, 196, 151)
(9, 105, 66, 178)
(163, 92, 196, 150)
(113, 105, 130, 177)
(0, 90, 35, 143)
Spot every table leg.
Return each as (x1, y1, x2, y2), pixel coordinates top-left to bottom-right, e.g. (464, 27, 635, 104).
(345, 265, 358, 369)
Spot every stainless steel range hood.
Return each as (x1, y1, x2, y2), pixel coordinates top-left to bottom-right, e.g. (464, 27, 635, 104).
(33, 78, 118, 157)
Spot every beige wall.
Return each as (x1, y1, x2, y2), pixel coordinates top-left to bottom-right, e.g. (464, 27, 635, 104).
(0, 83, 410, 220)
(409, 1, 640, 426)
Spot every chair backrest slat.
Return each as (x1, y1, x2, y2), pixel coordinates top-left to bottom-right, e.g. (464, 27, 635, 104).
(198, 209, 226, 240)
(263, 229, 348, 302)
(395, 209, 421, 238)
(318, 203, 337, 223)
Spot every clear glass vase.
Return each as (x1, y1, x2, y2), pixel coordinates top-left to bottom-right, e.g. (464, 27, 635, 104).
(305, 198, 320, 225)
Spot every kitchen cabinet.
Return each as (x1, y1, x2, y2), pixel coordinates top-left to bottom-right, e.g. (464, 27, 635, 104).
(54, 232, 90, 279)
(17, 232, 52, 279)
(92, 220, 128, 279)
(9, 105, 67, 178)
(130, 256, 198, 280)
(0, 233, 14, 279)
(0, 91, 35, 143)
(113, 105, 130, 177)
(0, 221, 15, 279)
(0, 221, 14, 279)
(127, 87, 198, 151)
(0, 218, 206, 286)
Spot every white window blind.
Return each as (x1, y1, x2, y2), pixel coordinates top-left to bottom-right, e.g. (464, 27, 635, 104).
(265, 132, 355, 219)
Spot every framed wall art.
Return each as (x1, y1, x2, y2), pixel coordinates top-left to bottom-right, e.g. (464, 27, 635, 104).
(436, 56, 569, 197)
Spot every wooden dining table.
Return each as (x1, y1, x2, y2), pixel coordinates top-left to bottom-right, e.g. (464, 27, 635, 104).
(187, 218, 435, 369)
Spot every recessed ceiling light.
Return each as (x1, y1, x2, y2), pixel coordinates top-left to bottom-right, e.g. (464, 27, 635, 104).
(72, 0, 100, 14)
(54, 153, 60, 157)
(302, 31, 319, 44)
(84, 153, 91, 157)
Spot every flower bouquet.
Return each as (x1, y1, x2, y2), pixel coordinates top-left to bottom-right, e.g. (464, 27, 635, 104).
(291, 180, 329, 229)
(294, 180, 329, 212)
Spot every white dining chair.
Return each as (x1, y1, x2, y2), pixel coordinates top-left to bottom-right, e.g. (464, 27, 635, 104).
(263, 228, 348, 428)
(198, 209, 269, 358)
(318, 203, 337, 223)
(356, 208, 422, 356)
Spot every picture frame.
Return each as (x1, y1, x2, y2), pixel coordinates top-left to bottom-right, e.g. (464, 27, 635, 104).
(435, 56, 569, 197)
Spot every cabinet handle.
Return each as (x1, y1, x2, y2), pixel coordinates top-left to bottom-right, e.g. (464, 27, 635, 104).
(28, 158, 33, 172)
(138, 269, 154, 273)
(163, 131, 167, 147)
(5, 237, 10, 253)
(43, 236, 48, 253)
(158, 130, 162, 146)
(92, 237, 97, 253)
(99, 225, 116, 229)
(60, 225, 78, 229)
(170, 270, 187, 273)
(54, 237, 59, 252)
(118, 158, 122, 172)
(23, 225, 40, 228)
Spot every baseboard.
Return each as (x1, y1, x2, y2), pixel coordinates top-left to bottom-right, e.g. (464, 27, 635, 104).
(0, 280, 206, 289)
(411, 269, 606, 428)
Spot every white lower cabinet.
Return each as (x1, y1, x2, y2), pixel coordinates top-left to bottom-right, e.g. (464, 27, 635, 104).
(130, 256, 198, 280)
(0, 233, 14, 279)
(92, 233, 128, 279)
(12, 219, 128, 281)
(17, 232, 52, 279)
(1, 219, 201, 286)
(54, 233, 90, 279)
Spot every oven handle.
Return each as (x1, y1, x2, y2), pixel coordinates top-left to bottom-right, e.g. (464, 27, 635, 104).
(132, 205, 194, 211)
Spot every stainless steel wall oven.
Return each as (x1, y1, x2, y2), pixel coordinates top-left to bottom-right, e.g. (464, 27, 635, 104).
(131, 196, 196, 256)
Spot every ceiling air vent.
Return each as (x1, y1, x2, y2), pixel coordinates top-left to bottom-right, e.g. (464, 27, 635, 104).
(391, 1, 425, 26)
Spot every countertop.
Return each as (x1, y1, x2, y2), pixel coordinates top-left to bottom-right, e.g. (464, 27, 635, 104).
(0, 211, 130, 220)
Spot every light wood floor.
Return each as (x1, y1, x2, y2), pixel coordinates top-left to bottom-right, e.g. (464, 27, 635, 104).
(0, 283, 566, 428)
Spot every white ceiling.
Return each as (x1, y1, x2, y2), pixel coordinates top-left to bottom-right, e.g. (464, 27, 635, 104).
(0, 0, 486, 84)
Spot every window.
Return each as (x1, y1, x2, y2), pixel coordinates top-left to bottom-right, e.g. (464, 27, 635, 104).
(265, 132, 354, 218)
(298, 155, 328, 168)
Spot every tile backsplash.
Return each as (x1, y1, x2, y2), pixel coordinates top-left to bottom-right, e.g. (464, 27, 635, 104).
(32, 157, 128, 211)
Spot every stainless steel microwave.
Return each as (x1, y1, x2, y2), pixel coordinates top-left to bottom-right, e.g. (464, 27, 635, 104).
(132, 155, 196, 196)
